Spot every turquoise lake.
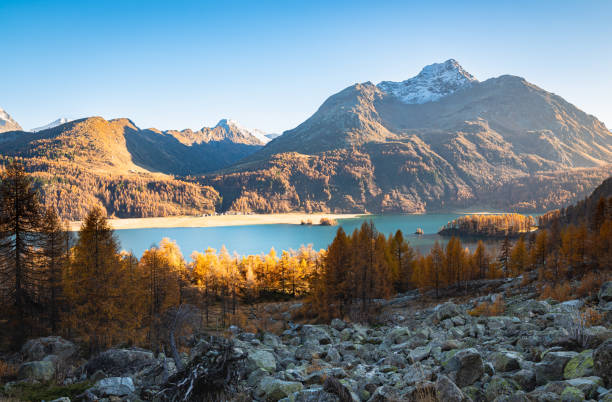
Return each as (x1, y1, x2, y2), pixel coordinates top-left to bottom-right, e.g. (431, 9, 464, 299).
(113, 214, 506, 258)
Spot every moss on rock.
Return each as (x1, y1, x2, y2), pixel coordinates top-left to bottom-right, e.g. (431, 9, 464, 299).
(560, 386, 585, 402)
(484, 375, 521, 401)
(563, 350, 594, 380)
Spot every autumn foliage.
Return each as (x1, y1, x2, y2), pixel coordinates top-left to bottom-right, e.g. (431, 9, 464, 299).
(468, 296, 505, 317)
(0, 156, 220, 220)
(0, 164, 610, 352)
(310, 223, 399, 321)
(439, 213, 536, 238)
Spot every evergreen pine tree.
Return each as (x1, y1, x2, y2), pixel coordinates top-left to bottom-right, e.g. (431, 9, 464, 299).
(0, 162, 43, 343)
(592, 197, 607, 232)
(498, 236, 511, 276)
(40, 207, 70, 333)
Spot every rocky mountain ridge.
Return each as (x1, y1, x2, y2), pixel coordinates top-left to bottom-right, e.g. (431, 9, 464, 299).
(0, 115, 266, 175)
(377, 59, 478, 104)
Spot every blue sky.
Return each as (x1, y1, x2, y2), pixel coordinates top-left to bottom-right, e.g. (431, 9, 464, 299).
(2, 0, 612, 133)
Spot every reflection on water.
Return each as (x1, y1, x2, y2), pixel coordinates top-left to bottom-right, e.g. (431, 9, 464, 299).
(112, 214, 513, 259)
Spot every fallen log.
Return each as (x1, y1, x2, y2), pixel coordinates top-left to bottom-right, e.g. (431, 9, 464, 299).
(156, 335, 247, 401)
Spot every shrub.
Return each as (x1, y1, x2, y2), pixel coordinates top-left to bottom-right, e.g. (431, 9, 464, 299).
(576, 272, 606, 298)
(539, 282, 572, 302)
(0, 360, 18, 380)
(566, 307, 603, 349)
(468, 296, 505, 316)
(319, 217, 338, 226)
(520, 274, 532, 287)
(233, 306, 285, 335)
(413, 382, 437, 402)
(583, 307, 603, 327)
(323, 377, 353, 402)
(568, 308, 589, 348)
(306, 359, 324, 375)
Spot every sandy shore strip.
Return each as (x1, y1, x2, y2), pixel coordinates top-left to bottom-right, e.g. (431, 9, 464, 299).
(68, 213, 366, 231)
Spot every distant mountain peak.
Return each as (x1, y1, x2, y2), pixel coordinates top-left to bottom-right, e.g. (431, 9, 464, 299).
(213, 118, 270, 144)
(0, 107, 23, 133)
(214, 118, 239, 130)
(377, 59, 478, 104)
(31, 117, 69, 132)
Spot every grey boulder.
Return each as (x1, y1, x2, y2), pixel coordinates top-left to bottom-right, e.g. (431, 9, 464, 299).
(21, 336, 77, 362)
(93, 376, 135, 396)
(256, 376, 303, 401)
(434, 302, 462, 322)
(446, 348, 484, 387)
(17, 360, 55, 382)
(247, 349, 277, 373)
(85, 348, 158, 377)
(599, 282, 612, 302)
(435, 375, 468, 402)
(535, 351, 578, 385)
(594, 338, 612, 387)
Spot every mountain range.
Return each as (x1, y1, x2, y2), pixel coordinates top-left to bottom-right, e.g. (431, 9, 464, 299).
(0, 116, 267, 218)
(2, 59, 611, 218)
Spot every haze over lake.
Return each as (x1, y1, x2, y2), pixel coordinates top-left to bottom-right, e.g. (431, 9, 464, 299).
(114, 213, 505, 258)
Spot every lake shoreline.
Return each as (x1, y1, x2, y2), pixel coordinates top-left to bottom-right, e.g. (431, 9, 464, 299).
(68, 213, 366, 231)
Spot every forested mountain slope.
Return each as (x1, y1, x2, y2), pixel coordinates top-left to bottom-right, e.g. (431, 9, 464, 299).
(0, 116, 265, 218)
(540, 175, 612, 228)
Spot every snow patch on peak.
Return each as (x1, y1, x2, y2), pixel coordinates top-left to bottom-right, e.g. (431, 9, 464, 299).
(215, 118, 243, 132)
(0, 108, 22, 132)
(214, 118, 270, 144)
(377, 59, 478, 104)
(31, 117, 69, 132)
(249, 128, 272, 145)
(265, 133, 281, 140)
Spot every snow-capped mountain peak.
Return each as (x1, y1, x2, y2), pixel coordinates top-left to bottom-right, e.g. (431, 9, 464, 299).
(214, 118, 271, 144)
(31, 117, 69, 132)
(0, 108, 10, 122)
(377, 59, 478, 104)
(0, 108, 23, 133)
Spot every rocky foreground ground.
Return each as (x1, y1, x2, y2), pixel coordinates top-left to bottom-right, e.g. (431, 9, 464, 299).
(3, 280, 612, 401)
